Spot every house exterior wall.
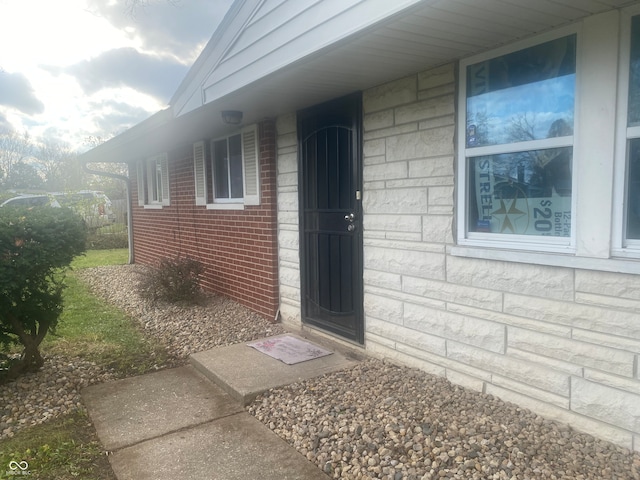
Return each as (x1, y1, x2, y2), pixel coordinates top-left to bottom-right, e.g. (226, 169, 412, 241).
(275, 113, 302, 326)
(131, 120, 279, 319)
(361, 63, 640, 451)
(275, 64, 640, 451)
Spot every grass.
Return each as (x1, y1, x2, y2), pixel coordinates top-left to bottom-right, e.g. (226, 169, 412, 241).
(71, 248, 129, 269)
(46, 247, 168, 377)
(0, 248, 167, 480)
(0, 411, 115, 480)
(96, 223, 127, 235)
(43, 274, 168, 375)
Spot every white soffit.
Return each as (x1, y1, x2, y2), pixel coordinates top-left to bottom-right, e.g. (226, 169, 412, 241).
(197, 0, 636, 116)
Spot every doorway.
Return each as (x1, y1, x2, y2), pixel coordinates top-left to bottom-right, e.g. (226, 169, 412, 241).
(297, 93, 364, 344)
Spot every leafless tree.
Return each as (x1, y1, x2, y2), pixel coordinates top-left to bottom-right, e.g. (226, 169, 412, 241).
(0, 129, 33, 187)
(36, 138, 79, 191)
(506, 113, 537, 143)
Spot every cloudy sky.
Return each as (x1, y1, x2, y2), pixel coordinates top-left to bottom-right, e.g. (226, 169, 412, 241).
(0, 0, 233, 151)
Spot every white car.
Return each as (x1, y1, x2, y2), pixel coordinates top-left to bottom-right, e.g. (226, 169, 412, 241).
(1, 194, 61, 208)
(53, 191, 116, 228)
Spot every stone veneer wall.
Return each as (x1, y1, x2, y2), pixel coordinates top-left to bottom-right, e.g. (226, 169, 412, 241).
(361, 63, 640, 451)
(275, 113, 302, 326)
(275, 64, 640, 451)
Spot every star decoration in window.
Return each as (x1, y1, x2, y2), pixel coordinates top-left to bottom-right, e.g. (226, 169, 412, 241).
(492, 198, 526, 233)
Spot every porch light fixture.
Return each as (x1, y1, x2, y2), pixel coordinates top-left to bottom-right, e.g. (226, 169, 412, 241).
(221, 110, 243, 125)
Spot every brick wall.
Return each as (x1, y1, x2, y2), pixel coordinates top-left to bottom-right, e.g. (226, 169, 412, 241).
(131, 120, 279, 319)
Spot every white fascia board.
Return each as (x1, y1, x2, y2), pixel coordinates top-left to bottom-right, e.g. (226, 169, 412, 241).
(172, 0, 264, 116)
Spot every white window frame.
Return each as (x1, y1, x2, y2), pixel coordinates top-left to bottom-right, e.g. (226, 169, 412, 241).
(453, 12, 640, 275)
(137, 153, 169, 209)
(456, 26, 579, 254)
(613, 5, 640, 258)
(193, 124, 260, 210)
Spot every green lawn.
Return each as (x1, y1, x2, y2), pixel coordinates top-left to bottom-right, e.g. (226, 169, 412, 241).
(71, 248, 129, 269)
(0, 248, 167, 480)
(45, 247, 167, 376)
(0, 411, 115, 480)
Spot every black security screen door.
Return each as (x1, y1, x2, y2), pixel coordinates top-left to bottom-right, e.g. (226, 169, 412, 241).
(298, 93, 364, 344)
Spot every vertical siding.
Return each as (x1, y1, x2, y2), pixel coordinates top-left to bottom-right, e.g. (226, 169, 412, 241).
(131, 120, 279, 319)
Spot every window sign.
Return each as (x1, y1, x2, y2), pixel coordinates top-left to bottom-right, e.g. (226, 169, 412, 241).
(469, 147, 572, 236)
(464, 35, 576, 237)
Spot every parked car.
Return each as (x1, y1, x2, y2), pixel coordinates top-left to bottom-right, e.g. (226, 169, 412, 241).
(0, 194, 61, 208)
(52, 191, 116, 229)
(1, 191, 116, 230)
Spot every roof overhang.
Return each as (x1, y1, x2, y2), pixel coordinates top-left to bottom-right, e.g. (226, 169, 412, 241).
(79, 102, 240, 164)
(81, 0, 635, 164)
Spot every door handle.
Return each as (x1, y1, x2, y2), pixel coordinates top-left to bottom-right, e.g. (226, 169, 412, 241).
(344, 213, 355, 223)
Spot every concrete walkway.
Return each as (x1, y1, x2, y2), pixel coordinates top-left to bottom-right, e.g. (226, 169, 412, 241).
(82, 333, 360, 480)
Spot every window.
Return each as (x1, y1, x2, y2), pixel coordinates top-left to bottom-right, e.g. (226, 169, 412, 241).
(137, 153, 169, 208)
(625, 15, 640, 243)
(613, 8, 640, 257)
(213, 134, 243, 201)
(194, 125, 259, 209)
(455, 10, 640, 273)
(458, 33, 577, 250)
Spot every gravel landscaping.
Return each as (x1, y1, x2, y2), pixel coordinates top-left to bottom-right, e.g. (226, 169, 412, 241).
(1, 264, 284, 440)
(0, 356, 114, 439)
(76, 264, 285, 360)
(249, 361, 640, 479)
(1, 264, 639, 479)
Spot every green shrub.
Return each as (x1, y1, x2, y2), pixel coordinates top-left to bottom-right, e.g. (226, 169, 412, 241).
(0, 206, 87, 383)
(137, 256, 204, 304)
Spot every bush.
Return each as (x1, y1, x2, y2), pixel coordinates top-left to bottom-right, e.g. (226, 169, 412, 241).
(0, 206, 87, 382)
(137, 256, 204, 304)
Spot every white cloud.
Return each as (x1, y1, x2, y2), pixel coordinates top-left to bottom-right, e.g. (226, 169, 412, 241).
(58, 47, 188, 101)
(0, 0, 232, 150)
(86, 0, 234, 63)
(0, 71, 45, 115)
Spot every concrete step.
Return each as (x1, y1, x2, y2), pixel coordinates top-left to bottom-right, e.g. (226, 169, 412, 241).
(82, 365, 331, 480)
(190, 332, 362, 405)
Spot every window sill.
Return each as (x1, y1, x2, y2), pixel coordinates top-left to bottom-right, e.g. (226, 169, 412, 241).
(611, 247, 640, 261)
(450, 245, 640, 275)
(143, 204, 164, 209)
(206, 203, 245, 211)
